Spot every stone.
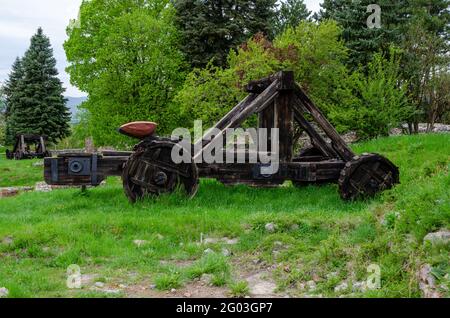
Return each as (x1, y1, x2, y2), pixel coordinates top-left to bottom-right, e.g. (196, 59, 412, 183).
(184, 292, 192, 298)
(224, 238, 239, 245)
(290, 224, 299, 231)
(32, 161, 44, 167)
(204, 248, 215, 255)
(265, 223, 277, 233)
(0, 287, 9, 298)
(1, 236, 13, 246)
(222, 248, 231, 257)
(306, 280, 316, 291)
(418, 264, 442, 298)
(118, 284, 127, 289)
(247, 273, 277, 297)
(149, 284, 157, 290)
(156, 234, 164, 240)
(170, 288, 177, 293)
(94, 282, 105, 288)
(326, 272, 338, 280)
(423, 230, 450, 246)
(200, 274, 214, 285)
(133, 240, 148, 247)
(352, 281, 367, 292)
(334, 282, 349, 293)
(35, 182, 52, 192)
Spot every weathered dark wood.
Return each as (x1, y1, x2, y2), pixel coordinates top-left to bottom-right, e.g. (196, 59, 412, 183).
(292, 97, 338, 158)
(6, 134, 50, 160)
(274, 91, 294, 162)
(246, 71, 296, 93)
(294, 84, 355, 161)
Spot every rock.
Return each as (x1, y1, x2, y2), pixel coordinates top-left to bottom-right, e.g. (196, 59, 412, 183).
(32, 161, 44, 167)
(224, 237, 239, 245)
(118, 284, 127, 289)
(1, 236, 13, 246)
(222, 248, 231, 257)
(104, 289, 121, 294)
(423, 230, 450, 246)
(200, 274, 214, 286)
(94, 282, 105, 288)
(273, 241, 284, 248)
(418, 264, 442, 298)
(265, 223, 277, 233)
(334, 282, 349, 293)
(204, 248, 215, 255)
(247, 273, 277, 297)
(352, 281, 367, 292)
(149, 284, 157, 290)
(133, 240, 148, 247)
(156, 234, 164, 240)
(34, 182, 52, 192)
(0, 186, 34, 198)
(184, 292, 191, 298)
(170, 288, 177, 293)
(290, 224, 299, 231)
(306, 280, 316, 291)
(326, 272, 338, 280)
(202, 237, 239, 245)
(203, 237, 220, 244)
(0, 287, 9, 298)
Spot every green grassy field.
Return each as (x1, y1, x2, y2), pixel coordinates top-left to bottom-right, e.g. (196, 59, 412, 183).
(0, 134, 449, 298)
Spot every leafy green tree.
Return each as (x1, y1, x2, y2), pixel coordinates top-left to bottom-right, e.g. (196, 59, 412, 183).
(65, 0, 186, 147)
(274, 0, 311, 35)
(5, 29, 70, 144)
(173, 0, 278, 68)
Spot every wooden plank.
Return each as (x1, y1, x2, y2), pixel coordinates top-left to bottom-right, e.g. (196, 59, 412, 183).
(294, 84, 355, 161)
(274, 91, 294, 162)
(291, 97, 338, 158)
(194, 80, 280, 161)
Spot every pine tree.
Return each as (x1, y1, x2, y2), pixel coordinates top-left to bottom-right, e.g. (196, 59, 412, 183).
(173, 0, 278, 68)
(6, 28, 70, 144)
(315, 0, 411, 70)
(274, 0, 311, 35)
(3, 57, 24, 144)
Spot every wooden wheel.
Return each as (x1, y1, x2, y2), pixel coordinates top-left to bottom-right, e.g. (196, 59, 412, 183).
(338, 153, 399, 201)
(122, 140, 198, 203)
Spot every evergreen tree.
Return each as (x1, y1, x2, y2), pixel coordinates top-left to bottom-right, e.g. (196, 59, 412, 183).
(274, 0, 311, 35)
(2, 57, 24, 144)
(6, 28, 70, 144)
(315, 0, 410, 70)
(173, 0, 278, 68)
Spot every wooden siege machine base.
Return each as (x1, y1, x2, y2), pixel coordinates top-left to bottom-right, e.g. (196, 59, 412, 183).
(6, 134, 50, 160)
(44, 71, 399, 202)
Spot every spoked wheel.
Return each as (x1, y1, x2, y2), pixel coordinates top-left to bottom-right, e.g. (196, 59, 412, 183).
(122, 140, 199, 203)
(339, 153, 399, 201)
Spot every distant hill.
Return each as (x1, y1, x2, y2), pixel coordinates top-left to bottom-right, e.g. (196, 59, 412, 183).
(65, 96, 87, 122)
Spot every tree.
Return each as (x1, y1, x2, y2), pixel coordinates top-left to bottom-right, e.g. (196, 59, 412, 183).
(5, 29, 70, 144)
(315, 0, 411, 70)
(274, 0, 311, 35)
(2, 57, 24, 144)
(65, 0, 186, 147)
(173, 0, 278, 68)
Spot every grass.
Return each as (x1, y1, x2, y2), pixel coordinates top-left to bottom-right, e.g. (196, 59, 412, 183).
(0, 150, 43, 187)
(0, 134, 449, 298)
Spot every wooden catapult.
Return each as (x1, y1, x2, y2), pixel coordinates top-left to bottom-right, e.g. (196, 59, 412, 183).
(44, 71, 399, 202)
(6, 134, 50, 160)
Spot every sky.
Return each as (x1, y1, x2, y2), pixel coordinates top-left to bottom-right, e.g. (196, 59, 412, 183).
(0, 0, 323, 98)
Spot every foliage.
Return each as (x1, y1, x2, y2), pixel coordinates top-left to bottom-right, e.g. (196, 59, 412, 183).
(330, 50, 413, 139)
(64, 0, 185, 147)
(273, 0, 311, 35)
(3, 29, 71, 145)
(173, 0, 278, 68)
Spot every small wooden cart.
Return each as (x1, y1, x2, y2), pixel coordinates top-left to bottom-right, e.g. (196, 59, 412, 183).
(6, 134, 50, 160)
(44, 71, 399, 202)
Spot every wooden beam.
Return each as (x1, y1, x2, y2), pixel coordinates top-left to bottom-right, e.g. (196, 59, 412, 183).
(292, 97, 338, 158)
(294, 84, 355, 161)
(194, 80, 280, 161)
(274, 91, 294, 162)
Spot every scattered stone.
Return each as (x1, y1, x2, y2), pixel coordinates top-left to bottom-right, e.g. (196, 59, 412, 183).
(200, 274, 214, 286)
(1, 236, 13, 246)
(204, 248, 214, 255)
(265, 223, 277, 233)
(202, 237, 239, 245)
(34, 182, 52, 192)
(290, 224, 299, 231)
(0, 186, 34, 198)
(334, 282, 349, 293)
(423, 230, 450, 246)
(224, 238, 239, 245)
(418, 264, 442, 298)
(133, 240, 148, 247)
(170, 288, 177, 293)
(104, 289, 121, 294)
(283, 265, 291, 273)
(306, 280, 316, 291)
(0, 287, 9, 298)
(118, 284, 127, 289)
(156, 234, 164, 240)
(326, 272, 338, 280)
(94, 282, 105, 288)
(222, 248, 231, 257)
(273, 241, 284, 248)
(203, 237, 220, 244)
(247, 273, 277, 297)
(184, 292, 191, 298)
(149, 284, 157, 290)
(352, 281, 367, 293)
(32, 161, 44, 167)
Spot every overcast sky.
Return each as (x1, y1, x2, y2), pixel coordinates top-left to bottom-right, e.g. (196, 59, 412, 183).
(0, 0, 323, 97)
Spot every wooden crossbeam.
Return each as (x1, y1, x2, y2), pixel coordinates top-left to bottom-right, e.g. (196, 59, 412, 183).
(294, 84, 355, 161)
